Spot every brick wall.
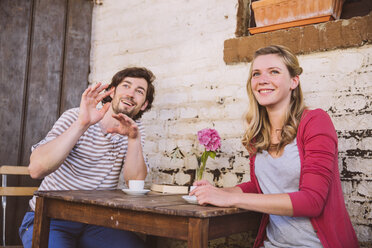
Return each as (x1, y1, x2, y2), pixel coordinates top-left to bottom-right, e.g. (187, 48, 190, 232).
(89, 0, 371, 246)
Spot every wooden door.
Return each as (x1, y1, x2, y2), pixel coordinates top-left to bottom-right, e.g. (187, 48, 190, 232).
(0, 0, 93, 244)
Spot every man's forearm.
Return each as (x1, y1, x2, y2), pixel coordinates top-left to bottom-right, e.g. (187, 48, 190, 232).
(28, 121, 88, 179)
(123, 137, 147, 183)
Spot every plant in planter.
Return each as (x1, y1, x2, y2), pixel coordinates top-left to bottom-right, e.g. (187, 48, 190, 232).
(249, 0, 345, 34)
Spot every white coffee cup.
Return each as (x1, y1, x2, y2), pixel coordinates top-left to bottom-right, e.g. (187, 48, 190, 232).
(128, 180, 145, 191)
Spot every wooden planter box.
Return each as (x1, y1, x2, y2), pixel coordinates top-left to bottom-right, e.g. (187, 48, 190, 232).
(249, 0, 345, 34)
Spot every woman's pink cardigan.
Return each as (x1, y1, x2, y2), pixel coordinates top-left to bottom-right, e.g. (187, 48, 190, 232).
(237, 109, 359, 248)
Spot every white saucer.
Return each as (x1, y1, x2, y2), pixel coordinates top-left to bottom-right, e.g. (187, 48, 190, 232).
(122, 189, 150, 195)
(182, 195, 198, 205)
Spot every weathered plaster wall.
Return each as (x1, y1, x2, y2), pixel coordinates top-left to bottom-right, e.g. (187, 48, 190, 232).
(89, 0, 371, 246)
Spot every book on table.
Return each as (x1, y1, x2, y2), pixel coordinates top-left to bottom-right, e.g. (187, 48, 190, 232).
(150, 184, 188, 194)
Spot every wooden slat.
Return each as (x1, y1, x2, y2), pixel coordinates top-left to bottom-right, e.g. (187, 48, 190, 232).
(208, 212, 261, 239)
(34, 190, 248, 218)
(60, 0, 93, 113)
(188, 218, 209, 248)
(0, 0, 31, 166)
(32, 197, 50, 248)
(0, 1, 34, 245)
(248, 15, 334, 34)
(45, 198, 190, 240)
(0, 166, 30, 175)
(21, 0, 67, 165)
(0, 187, 38, 196)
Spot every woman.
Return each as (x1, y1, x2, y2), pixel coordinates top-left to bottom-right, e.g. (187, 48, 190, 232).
(190, 45, 358, 248)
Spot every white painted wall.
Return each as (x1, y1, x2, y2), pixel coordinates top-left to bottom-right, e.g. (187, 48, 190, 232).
(89, 0, 372, 244)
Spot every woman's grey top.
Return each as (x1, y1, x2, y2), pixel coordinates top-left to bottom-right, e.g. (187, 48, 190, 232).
(255, 139, 322, 248)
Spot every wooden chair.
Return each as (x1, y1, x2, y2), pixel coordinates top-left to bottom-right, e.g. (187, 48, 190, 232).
(0, 165, 38, 248)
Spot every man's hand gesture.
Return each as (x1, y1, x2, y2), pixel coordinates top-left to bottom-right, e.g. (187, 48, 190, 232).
(78, 82, 113, 128)
(107, 113, 140, 139)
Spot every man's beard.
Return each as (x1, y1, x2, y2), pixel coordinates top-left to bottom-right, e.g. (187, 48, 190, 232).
(111, 97, 142, 119)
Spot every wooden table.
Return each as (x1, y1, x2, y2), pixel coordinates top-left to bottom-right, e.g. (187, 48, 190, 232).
(32, 190, 261, 248)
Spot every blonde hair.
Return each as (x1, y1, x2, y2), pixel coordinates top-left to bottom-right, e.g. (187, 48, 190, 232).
(242, 45, 306, 154)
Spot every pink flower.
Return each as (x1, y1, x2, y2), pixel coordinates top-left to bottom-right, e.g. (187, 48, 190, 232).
(197, 128, 221, 151)
(195, 128, 221, 180)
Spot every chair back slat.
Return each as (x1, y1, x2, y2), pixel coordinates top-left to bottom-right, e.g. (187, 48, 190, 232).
(0, 187, 38, 196)
(0, 166, 30, 175)
(0, 165, 38, 246)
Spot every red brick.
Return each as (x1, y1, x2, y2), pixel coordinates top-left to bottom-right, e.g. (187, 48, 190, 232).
(285, 27, 303, 54)
(242, 34, 267, 53)
(302, 25, 320, 53)
(266, 29, 288, 47)
(223, 38, 239, 64)
(365, 12, 372, 42)
(236, 38, 255, 62)
(320, 20, 343, 50)
(341, 18, 364, 47)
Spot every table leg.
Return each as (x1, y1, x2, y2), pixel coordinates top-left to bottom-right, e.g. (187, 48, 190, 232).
(32, 197, 50, 248)
(187, 218, 209, 248)
(145, 235, 158, 248)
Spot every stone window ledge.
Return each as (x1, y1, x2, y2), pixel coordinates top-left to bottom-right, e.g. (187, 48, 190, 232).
(224, 12, 372, 64)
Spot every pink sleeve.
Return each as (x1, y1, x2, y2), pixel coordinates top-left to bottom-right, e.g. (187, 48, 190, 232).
(289, 110, 338, 217)
(237, 181, 259, 193)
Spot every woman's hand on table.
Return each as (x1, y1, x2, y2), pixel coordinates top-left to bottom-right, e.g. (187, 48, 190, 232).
(190, 180, 241, 207)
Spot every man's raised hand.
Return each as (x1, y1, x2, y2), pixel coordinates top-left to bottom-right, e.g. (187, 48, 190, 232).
(78, 83, 113, 128)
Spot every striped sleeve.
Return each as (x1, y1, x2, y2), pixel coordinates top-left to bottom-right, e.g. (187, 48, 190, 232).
(31, 108, 79, 151)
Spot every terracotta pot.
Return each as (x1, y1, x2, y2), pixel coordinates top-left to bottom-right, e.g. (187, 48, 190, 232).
(249, 0, 345, 34)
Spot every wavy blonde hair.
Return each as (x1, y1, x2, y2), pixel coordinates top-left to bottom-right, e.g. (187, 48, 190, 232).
(242, 45, 306, 154)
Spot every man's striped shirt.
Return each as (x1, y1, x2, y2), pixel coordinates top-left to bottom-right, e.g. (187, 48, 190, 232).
(29, 108, 147, 211)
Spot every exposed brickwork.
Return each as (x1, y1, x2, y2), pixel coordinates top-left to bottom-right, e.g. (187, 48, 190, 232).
(224, 12, 372, 63)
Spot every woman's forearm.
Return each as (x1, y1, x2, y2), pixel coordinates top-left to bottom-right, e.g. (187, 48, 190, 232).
(232, 192, 293, 216)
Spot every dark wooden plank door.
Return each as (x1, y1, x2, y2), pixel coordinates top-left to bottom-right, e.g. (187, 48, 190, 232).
(0, 0, 93, 245)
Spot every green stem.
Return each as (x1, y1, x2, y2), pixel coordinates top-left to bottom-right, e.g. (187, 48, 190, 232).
(197, 151, 209, 181)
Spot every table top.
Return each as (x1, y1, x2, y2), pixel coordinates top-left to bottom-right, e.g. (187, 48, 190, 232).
(35, 189, 248, 218)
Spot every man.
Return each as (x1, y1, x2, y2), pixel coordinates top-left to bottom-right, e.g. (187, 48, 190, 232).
(19, 67, 155, 248)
